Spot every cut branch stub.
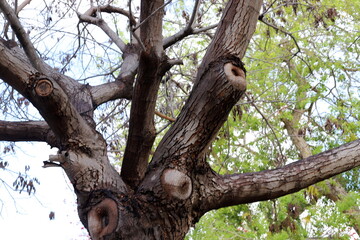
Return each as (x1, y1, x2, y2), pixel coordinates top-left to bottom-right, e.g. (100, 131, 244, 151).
(224, 63, 246, 90)
(34, 78, 53, 97)
(161, 169, 192, 200)
(88, 198, 119, 240)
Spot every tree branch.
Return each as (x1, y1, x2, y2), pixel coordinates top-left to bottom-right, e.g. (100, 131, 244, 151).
(120, 0, 166, 188)
(0, 0, 45, 71)
(0, 120, 58, 147)
(258, 16, 301, 58)
(0, 39, 128, 195)
(144, 0, 262, 172)
(148, 57, 247, 172)
(90, 81, 131, 107)
(155, 111, 175, 122)
(77, 11, 127, 52)
(163, 23, 218, 49)
(163, 1, 218, 49)
(196, 0, 262, 81)
(202, 139, 360, 212)
(84, 5, 137, 26)
(0, 41, 95, 148)
(245, 93, 286, 165)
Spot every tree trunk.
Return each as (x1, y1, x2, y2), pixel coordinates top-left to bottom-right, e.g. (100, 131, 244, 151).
(1, 0, 360, 239)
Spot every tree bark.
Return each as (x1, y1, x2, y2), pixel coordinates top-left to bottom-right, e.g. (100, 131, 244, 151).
(1, 0, 360, 239)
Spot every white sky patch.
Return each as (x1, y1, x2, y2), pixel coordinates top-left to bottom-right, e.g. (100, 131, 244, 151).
(0, 142, 89, 239)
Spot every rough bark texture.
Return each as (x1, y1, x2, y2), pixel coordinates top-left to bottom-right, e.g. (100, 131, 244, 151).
(120, 0, 166, 188)
(1, 0, 360, 239)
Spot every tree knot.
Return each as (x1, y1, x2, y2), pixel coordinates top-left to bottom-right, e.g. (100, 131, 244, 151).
(222, 56, 246, 91)
(161, 169, 192, 200)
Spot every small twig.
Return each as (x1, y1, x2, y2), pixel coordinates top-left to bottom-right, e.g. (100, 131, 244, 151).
(155, 110, 175, 122)
(170, 79, 187, 95)
(128, 0, 133, 43)
(131, 30, 146, 51)
(259, 17, 301, 57)
(261, 0, 278, 16)
(192, 24, 217, 34)
(156, 121, 172, 135)
(245, 92, 286, 162)
(259, 17, 313, 74)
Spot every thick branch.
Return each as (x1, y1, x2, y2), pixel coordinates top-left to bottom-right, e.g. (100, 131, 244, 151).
(145, 0, 262, 172)
(203, 139, 360, 212)
(196, 0, 262, 81)
(0, 120, 57, 146)
(91, 44, 140, 107)
(0, 41, 95, 147)
(120, 0, 165, 188)
(147, 57, 246, 171)
(90, 81, 131, 107)
(0, 0, 45, 71)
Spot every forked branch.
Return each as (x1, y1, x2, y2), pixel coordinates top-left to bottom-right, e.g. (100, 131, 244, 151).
(77, 11, 127, 51)
(163, 0, 217, 49)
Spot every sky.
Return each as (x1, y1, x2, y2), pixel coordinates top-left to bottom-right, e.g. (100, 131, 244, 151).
(0, 142, 89, 239)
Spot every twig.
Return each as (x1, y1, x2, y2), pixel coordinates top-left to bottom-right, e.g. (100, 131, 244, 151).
(245, 92, 286, 163)
(163, 23, 217, 49)
(258, 17, 301, 57)
(258, 17, 313, 74)
(155, 110, 175, 122)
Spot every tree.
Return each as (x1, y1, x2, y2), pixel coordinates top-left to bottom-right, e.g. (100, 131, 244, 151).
(0, 0, 359, 239)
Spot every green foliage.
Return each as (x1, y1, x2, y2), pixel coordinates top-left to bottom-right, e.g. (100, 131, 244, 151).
(185, 0, 360, 239)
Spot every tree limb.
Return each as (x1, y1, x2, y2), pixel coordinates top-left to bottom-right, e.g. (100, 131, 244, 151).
(77, 11, 127, 52)
(146, 0, 262, 171)
(0, 39, 128, 195)
(120, 0, 166, 188)
(163, 23, 218, 49)
(202, 139, 360, 212)
(196, 0, 262, 81)
(163, 1, 218, 49)
(0, 0, 45, 71)
(90, 81, 131, 107)
(0, 120, 58, 147)
(83, 5, 137, 26)
(0, 41, 95, 148)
